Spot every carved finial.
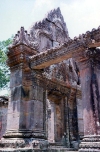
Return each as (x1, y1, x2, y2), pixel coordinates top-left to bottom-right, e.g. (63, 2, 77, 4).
(12, 34, 19, 45)
(92, 28, 96, 32)
(17, 31, 20, 35)
(68, 38, 73, 44)
(98, 26, 100, 29)
(19, 27, 25, 43)
(74, 37, 77, 41)
(86, 31, 90, 35)
(10, 26, 34, 48)
(57, 7, 60, 12)
(27, 34, 30, 41)
(79, 34, 83, 39)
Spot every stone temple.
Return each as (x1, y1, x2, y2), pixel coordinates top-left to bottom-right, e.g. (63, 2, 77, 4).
(0, 7, 100, 151)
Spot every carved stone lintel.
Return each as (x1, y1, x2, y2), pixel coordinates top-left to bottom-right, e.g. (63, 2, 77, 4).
(31, 70, 74, 96)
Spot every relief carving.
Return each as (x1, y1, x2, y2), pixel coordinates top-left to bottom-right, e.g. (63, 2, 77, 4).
(85, 47, 100, 68)
(43, 58, 80, 86)
(29, 7, 69, 52)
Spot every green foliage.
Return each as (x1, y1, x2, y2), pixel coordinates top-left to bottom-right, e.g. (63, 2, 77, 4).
(0, 38, 12, 89)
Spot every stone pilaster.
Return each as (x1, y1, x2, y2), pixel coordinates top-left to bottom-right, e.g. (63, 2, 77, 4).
(0, 28, 48, 151)
(67, 89, 79, 149)
(76, 88, 83, 141)
(47, 99, 55, 143)
(75, 48, 100, 152)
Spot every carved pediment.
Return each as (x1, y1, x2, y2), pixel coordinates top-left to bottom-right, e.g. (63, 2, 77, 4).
(10, 7, 69, 54)
(29, 7, 69, 52)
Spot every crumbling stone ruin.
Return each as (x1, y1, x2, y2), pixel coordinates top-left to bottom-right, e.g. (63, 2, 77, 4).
(0, 7, 100, 152)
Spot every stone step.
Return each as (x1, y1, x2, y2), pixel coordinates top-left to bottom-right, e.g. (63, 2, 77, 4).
(0, 148, 78, 152)
(48, 147, 78, 152)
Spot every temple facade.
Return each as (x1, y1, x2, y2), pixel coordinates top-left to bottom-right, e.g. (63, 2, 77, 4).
(0, 7, 100, 152)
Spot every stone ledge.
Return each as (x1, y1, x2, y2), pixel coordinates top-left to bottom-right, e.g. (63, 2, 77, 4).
(0, 148, 78, 152)
(48, 148, 78, 152)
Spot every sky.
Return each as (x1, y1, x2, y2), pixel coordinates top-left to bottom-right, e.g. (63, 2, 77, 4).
(0, 0, 100, 95)
(0, 0, 100, 41)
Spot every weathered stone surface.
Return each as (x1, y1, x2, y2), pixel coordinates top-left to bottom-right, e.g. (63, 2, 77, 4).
(29, 7, 69, 52)
(0, 96, 8, 139)
(29, 27, 100, 69)
(1, 7, 100, 152)
(0, 8, 81, 151)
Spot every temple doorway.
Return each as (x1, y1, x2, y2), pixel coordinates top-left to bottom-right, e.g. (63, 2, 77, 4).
(47, 90, 65, 144)
(55, 101, 64, 142)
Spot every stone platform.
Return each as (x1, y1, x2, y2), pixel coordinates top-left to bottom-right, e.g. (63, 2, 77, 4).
(48, 145, 78, 152)
(0, 137, 78, 152)
(48, 148, 78, 152)
(0, 148, 78, 152)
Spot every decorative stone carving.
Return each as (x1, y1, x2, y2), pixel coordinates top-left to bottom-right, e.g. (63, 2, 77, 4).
(43, 58, 79, 86)
(29, 25, 100, 69)
(0, 137, 48, 150)
(84, 47, 100, 68)
(29, 7, 69, 52)
(10, 7, 69, 54)
(3, 6, 100, 152)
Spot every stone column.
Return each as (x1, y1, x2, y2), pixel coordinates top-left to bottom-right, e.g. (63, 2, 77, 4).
(75, 48, 100, 152)
(94, 63, 100, 134)
(0, 37, 48, 151)
(68, 89, 79, 149)
(47, 99, 55, 143)
(76, 89, 84, 141)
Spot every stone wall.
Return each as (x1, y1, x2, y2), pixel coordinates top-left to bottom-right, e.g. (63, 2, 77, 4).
(0, 96, 8, 139)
